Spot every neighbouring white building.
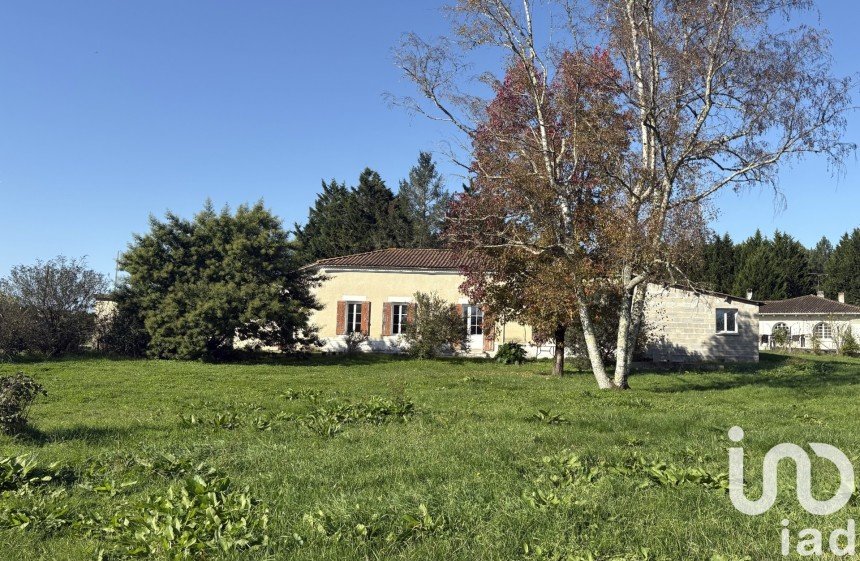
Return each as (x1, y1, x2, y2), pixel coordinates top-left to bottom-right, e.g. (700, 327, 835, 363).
(758, 292, 860, 352)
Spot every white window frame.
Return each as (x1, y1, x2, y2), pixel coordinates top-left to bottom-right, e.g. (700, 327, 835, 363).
(346, 302, 362, 334)
(466, 305, 484, 336)
(772, 322, 790, 337)
(391, 303, 408, 335)
(716, 308, 738, 334)
(813, 322, 832, 340)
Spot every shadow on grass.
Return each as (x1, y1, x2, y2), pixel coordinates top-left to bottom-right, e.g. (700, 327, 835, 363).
(14, 424, 144, 446)
(647, 354, 860, 393)
(201, 351, 497, 368)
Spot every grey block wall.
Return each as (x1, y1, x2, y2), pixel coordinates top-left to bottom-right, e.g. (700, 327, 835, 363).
(643, 284, 759, 363)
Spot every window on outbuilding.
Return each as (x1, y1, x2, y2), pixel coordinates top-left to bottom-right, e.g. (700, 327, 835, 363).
(813, 322, 832, 339)
(772, 322, 790, 337)
(716, 309, 738, 334)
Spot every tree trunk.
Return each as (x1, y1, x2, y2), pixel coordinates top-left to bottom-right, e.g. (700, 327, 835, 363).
(613, 284, 647, 389)
(575, 286, 615, 389)
(613, 271, 635, 388)
(626, 288, 647, 367)
(553, 324, 566, 376)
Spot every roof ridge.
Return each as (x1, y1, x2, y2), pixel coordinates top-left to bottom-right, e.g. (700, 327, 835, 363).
(313, 248, 397, 264)
(304, 247, 471, 271)
(760, 293, 860, 314)
(315, 247, 452, 261)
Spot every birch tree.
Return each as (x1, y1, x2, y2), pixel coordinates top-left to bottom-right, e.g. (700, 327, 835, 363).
(394, 0, 853, 389)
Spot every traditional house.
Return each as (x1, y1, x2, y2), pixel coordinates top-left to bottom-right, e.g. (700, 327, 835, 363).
(306, 248, 761, 362)
(758, 292, 860, 352)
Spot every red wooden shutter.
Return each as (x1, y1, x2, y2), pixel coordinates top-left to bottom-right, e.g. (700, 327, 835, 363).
(483, 311, 495, 351)
(360, 302, 371, 336)
(382, 302, 392, 336)
(455, 304, 464, 318)
(335, 301, 346, 335)
(407, 303, 417, 325)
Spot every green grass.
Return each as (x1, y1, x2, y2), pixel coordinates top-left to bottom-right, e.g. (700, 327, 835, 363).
(1, 352, 859, 560)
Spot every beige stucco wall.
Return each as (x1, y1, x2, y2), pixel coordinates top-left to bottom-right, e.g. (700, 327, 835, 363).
(311, 267, 464, 339)
(643, 284, 760, 362)
(310, 267, 536, 355)
(312, 271, 760, 361)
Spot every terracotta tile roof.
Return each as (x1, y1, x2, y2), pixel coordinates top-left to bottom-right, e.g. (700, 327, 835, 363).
(759, 295, 860, 315)
(306, 248, 477, 270)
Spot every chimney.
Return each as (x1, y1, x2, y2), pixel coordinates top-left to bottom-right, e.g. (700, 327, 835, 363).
(746, 290, 753, 300)
(817, 290, 825, 298)
(839, 292, 846, 304)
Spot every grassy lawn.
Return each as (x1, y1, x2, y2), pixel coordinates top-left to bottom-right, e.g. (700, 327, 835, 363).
(1, 352, 859, 560)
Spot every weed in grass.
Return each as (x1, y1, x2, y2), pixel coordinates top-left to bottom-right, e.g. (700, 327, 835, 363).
(614, 454, 729, 490)
(132, 452, 216, 479)
(0, 455, 72, 492)
(529, 409, 569, 425)
(279, 388, 323, 401)
(91, 474, 269, 560)
(795, 413, 825, 426)
(299, 396, 415, 437)
(180, 409, 249, 431)
(300, 502, 448, 546)
(0, 489, 72, 533)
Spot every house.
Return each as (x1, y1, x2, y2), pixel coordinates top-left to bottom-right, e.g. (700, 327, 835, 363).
(306, 248, 762, 362)
(305, 248, 531, 355)
(758, 292, 860, 352)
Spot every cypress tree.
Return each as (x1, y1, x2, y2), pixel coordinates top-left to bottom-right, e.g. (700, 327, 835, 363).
(397, 152, 451, 248)
(770, 231, 813, 298)
(823, 229, 860, 305)
(294, 168, 415, 263)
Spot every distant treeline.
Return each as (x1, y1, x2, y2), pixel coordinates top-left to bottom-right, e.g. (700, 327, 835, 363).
(688, 228, 860, 304)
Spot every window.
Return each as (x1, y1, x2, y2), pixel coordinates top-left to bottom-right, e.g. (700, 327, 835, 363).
(716, 308, 738, 334)
(346, 303, 362, 334)
(813, 322, 832, 339)
(772, 322, 790, 337)
(466, 305, 483, 335)
(391, 304, 407, 335)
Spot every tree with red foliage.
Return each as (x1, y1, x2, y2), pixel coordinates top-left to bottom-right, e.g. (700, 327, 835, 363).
(449, 51, 630, 380)
(395, 0, 853, 389)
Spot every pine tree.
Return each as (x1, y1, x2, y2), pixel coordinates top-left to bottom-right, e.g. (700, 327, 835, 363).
(698, 232, 736, 294)
(121, 201, 320, 359)
(349, 168, 412, 251)
(294, 168, 415, 263)
(294, 180, 353, 263)
(807, 235, 833, 294)
(397, 152, 451, 248)
(808, 236, 833, 275)
(770, 231, 813, 298)
(733, 230, 773, 298)
(823, 229, 860, 305)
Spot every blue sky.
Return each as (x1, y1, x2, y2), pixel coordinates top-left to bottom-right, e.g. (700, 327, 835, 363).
(0, 1, 858, 279)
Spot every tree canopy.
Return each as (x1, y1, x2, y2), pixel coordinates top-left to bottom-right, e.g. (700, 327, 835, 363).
(294, 159, 450, 264)
(398, 152, 451, 248)
(120, 201, 320, 359)
(824, 229, 860, 305)
(0, 256, 107, 357)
